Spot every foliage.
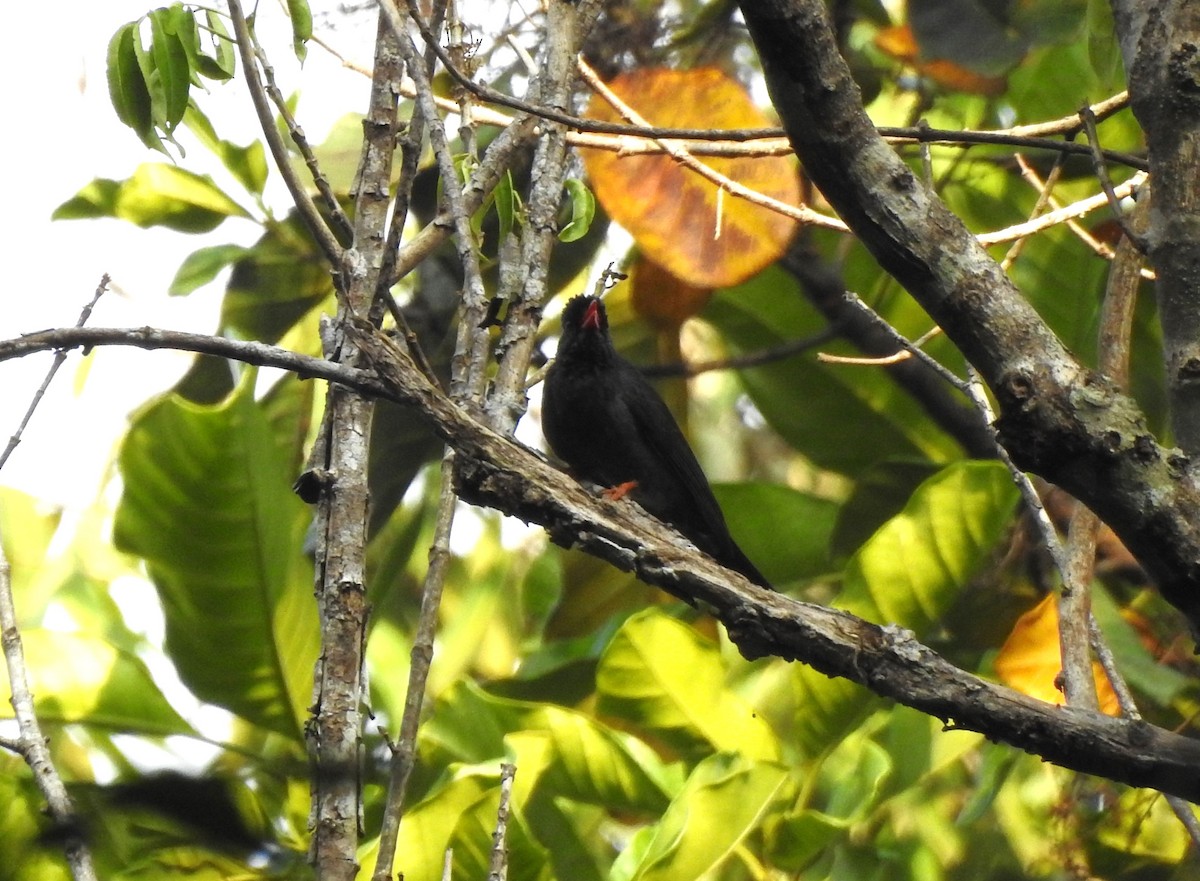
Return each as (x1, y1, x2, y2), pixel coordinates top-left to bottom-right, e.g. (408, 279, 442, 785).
(3, 1, 1198, 880)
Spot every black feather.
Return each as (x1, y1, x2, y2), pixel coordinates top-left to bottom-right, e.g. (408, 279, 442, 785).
(542, 295, 771, 588)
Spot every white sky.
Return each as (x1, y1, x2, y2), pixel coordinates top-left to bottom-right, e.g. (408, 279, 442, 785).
(0, 0, 373, 507)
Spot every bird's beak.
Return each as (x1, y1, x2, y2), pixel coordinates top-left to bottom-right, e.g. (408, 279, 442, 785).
(583, 300, 602, 330)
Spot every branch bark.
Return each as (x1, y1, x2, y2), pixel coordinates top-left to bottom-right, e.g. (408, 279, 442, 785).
(1111, 0, 1200, 456)
(7, 323, 1200, 802)
(736, 0, 1200, 638)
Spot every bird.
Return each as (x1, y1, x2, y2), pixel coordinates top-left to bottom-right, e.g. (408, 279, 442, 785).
(542, 294, 772, 589)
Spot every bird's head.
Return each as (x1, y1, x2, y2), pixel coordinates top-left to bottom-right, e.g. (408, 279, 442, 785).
(557, 295, 614, 361)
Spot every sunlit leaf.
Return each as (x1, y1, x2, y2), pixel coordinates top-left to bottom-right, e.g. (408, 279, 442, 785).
(618, 753, 787, 881)
(113, 378, 315, 738)
(995, 594, 1120, 714)
(596, 610, 780, 761)
(170, 244, 251, 295)
(0, 630, 193, 737)
(54, 164, 251, 233)
(421, 680, 676, 813)
(583, 67, 800, 288)
(838, 461, 1018, 633)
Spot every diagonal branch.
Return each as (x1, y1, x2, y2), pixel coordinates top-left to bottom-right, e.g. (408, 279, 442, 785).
(226, 0, 342, 265)
(6, 322, 1200, 802)
(735, 0, 1200, 639)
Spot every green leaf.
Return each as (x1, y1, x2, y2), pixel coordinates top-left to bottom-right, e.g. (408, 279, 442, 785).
(107, 22, 164, 152)
(0, 630, 193, 737)
(55, 164, 251, 233)
(617, 753, 787, 881)
(712, 482, 837, 583)
(199, 10, 236, 80)
(704, 269, 959, 475)
(830, 459, 942, 560)
(559, 178, 596, 243)
(596, 610, 781, 761)
(494, 169, 519, 240)
(148, 6, 192, 131)
(221, 211, 334, 341)
(421, 680, 676, 814)
(120, 163, 251, 231)
(170, 244, 252, 295)
(113, 379, 316, 739)
(287, 0, 312, 62)
(838, 461, 1019, 634)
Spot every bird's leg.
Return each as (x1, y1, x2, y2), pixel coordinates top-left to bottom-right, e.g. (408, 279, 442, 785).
(603, 481, 639, 501)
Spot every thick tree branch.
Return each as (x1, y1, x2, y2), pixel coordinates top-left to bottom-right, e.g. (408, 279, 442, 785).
(1112, 1, 1200, 457)
(6, 323, 1200, 802)
(736, 0, 1200, 638)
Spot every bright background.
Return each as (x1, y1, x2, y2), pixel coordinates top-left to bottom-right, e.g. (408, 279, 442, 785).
(0, 0, 370, 508)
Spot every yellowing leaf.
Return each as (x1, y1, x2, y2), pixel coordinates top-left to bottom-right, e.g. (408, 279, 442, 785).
(874, 25, 1009, 95)
(995, 595, 1119, 715)
(583, 68, 800, 288)
(630, 256, 712, 330)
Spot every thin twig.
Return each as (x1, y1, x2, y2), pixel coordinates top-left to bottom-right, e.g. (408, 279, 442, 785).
(226, 0, 342, 266)
(0, 530, 99, 881)
(484, 1, 602, 432)
(251, 35, 353, 244)
(386, 1, 492, 401)
(1013, 155, 1155, 278)
(0, 275, 109, 473)
(1079, 106, 1148, 253)
(486, 763, 516, 881)
(371, 445, 459, 881)
(978, 173, 1147, 246)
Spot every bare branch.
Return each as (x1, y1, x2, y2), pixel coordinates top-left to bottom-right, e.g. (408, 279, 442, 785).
(6, 321, 1200, 801)
(226, 0, 343, 266)
(0, 532, 98, 881)
(0, 275, 108, 473)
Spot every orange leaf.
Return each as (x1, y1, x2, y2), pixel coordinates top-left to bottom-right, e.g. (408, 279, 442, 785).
(874, 25, 1008, 96)
(629, 256, 712, 330)
(582, 67, 800, 288)
(995, 595, 1120, 715)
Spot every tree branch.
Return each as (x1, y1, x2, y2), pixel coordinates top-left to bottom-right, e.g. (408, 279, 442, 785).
(7, 322, 1200, 802)
(1112, 0, 1200, 459)
(735, 0, 1200, 638)
(226, 0, 343, 265)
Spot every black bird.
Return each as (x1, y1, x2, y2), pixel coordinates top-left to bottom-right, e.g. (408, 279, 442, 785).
(542, 294, 771, 588)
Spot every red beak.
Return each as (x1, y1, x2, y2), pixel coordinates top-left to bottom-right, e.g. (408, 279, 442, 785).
(583, 300, 602, 330)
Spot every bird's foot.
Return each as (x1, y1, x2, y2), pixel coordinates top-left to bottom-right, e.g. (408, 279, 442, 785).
(603, 480, 639, 501)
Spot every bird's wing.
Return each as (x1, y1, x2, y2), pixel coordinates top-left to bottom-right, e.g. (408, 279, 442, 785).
(615, 362, 731, 542)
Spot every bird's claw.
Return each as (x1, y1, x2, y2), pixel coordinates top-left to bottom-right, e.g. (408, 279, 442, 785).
(603, 480, 639, 501)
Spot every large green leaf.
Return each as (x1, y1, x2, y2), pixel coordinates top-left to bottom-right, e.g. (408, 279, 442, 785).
(54, 164, 251, 233)
(596, 610, 781, 761)
(838, 460, 1019, 632)
(704, 268, 960, 475)
(787, 462, 1018, 755)
(421, 680, 676, 815)
(113, 379, 315, 739)
(0, 629, 192, 737)
(614, 752, 788, 881)
(712, 481, 838, 583)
